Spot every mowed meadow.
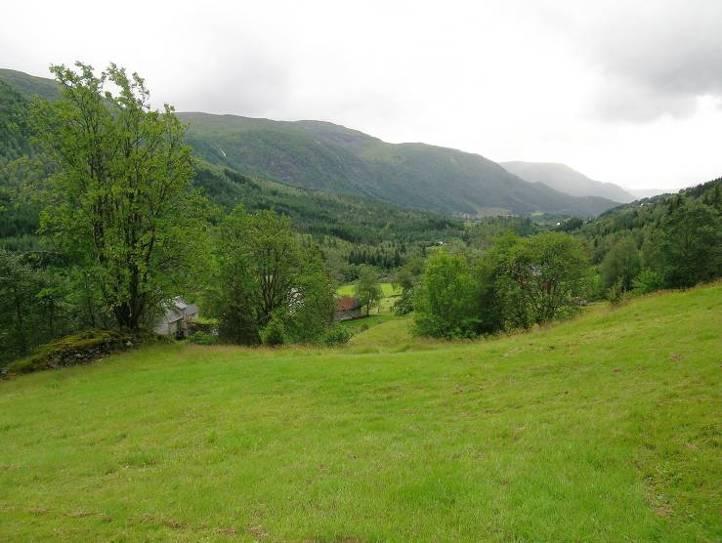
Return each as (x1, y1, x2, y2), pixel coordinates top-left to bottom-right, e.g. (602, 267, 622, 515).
(1, 284, 721, 542)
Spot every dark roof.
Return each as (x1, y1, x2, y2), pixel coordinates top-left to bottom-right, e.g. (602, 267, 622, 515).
(336, 296, 362, 311)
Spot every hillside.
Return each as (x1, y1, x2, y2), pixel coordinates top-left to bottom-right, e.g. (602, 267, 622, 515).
(1, 284, 720, 541)
(181, 112, 618, 217)
(0, 68, 60, 102)
(194, 162, 464, 243)
(501, 161, 635, 203)
(0, 68, 618, 218)
(0, 75, 464, 248)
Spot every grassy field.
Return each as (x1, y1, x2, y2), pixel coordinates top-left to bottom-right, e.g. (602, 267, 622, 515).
(0, 284, 720, 541)
(337, 282, 401, 315)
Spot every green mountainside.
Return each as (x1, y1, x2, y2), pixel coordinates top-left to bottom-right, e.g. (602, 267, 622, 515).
(0, 80, 33, 166)
(501, 161, 635, 203)
(0, 71, 463, 247)
(0, 68, 618, 218)
(194, 162, 464, 243)
(0, 68, 60, 101)
(180, 112, 618, 216)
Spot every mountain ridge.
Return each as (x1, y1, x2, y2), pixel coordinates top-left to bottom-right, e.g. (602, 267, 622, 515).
(500, 161, 635, 203)
(179, 111, 618, 216)
(0, 68, 618, 217)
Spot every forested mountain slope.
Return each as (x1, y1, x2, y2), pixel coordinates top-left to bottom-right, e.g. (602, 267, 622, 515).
(180, 112, 618, 216)
(0, 68, 618, 218)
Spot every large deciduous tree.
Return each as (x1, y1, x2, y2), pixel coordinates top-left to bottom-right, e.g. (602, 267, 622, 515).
(213, 206, 335, 345)
(494, 232, 590, 328)
(32, 63, 205, 331)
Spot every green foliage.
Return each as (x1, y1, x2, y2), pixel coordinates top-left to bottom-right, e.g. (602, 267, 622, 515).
(260, 316, 286, 346)
(212, 206, 335, 345)
(606, 279, 626, 305)
(322, 325, 352, 346)
(581, 178, 722, 293)
(600, 237, 640, 291)
(493, 232, 590, 328)
(657, 199, 722, 288)
(354, 265, 382, 316)
(632, 269, 664, 295)
(413, 251, 483, 338)
(393, 256, 423, 315)
(0, 249, 73, 366)
(188, 331, 218, 345)
(31, 62, 208, 331)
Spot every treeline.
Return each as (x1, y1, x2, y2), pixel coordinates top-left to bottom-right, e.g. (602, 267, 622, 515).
(407, 232, 590, 338)
(399, 180, 722, 339)
(579, 179, 722, 296)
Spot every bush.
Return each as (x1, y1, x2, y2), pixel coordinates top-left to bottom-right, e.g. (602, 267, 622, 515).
(323, 325, 352, 346)
(187, 318, 218, 335)
(606, 279, 626, 305)
(5, 329, 136, 375)
(413, 251, 483, 338)
(260, 318, 285, 346)
(632, 269, 664, 295)
(189, 331, 218, 345)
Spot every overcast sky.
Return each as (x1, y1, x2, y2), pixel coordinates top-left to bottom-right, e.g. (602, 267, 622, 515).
(2, 0, 721, 191)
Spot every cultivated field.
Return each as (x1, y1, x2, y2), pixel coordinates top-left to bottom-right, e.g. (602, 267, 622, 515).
(1, 284, 720, 541)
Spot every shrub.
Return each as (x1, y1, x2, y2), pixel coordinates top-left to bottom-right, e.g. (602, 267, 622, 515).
(188, 318, 218, 335)
(189, 331, 218, 345)
(260, 318, 285, 346)
(607, 279, 626, 305)
(632, 269, 664, 295)
(323, 325, 352, 346)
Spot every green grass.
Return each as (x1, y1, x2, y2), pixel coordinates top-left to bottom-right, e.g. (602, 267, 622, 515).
(336, 282, 400, 297)
(338, 314, 395, 335)
(337, 282, 401, 315)
(1, 284, 721, 541)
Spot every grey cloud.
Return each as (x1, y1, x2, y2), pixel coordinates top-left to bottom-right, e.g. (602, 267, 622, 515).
(172, 54, 291, 117)
(567, 1, 722, 122)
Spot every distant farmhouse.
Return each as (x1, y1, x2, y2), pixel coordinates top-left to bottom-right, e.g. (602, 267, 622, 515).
(335, 296, 363, 321)
(154, 297, 199, 337)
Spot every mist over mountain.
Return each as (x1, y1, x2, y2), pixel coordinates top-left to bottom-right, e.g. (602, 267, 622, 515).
(629, 188, 667, 199)
(500, 161, 635, 203)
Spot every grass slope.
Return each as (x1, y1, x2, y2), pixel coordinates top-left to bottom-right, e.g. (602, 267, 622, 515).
(1, 285, 721, 541)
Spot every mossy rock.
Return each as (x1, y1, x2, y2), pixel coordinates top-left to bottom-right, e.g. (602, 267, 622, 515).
(6, 330, 137, 375)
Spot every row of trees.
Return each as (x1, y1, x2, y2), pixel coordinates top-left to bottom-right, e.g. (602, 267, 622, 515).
(596, 197, 722, 298)
(412, 232, 590, 338)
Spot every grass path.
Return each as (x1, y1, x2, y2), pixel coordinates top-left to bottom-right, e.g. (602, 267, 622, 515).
(0, 285, 720, 541)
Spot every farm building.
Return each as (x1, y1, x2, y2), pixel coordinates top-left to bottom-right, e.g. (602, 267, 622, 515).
(335, 296, 363, 321)
(154, 297, 199, 337)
